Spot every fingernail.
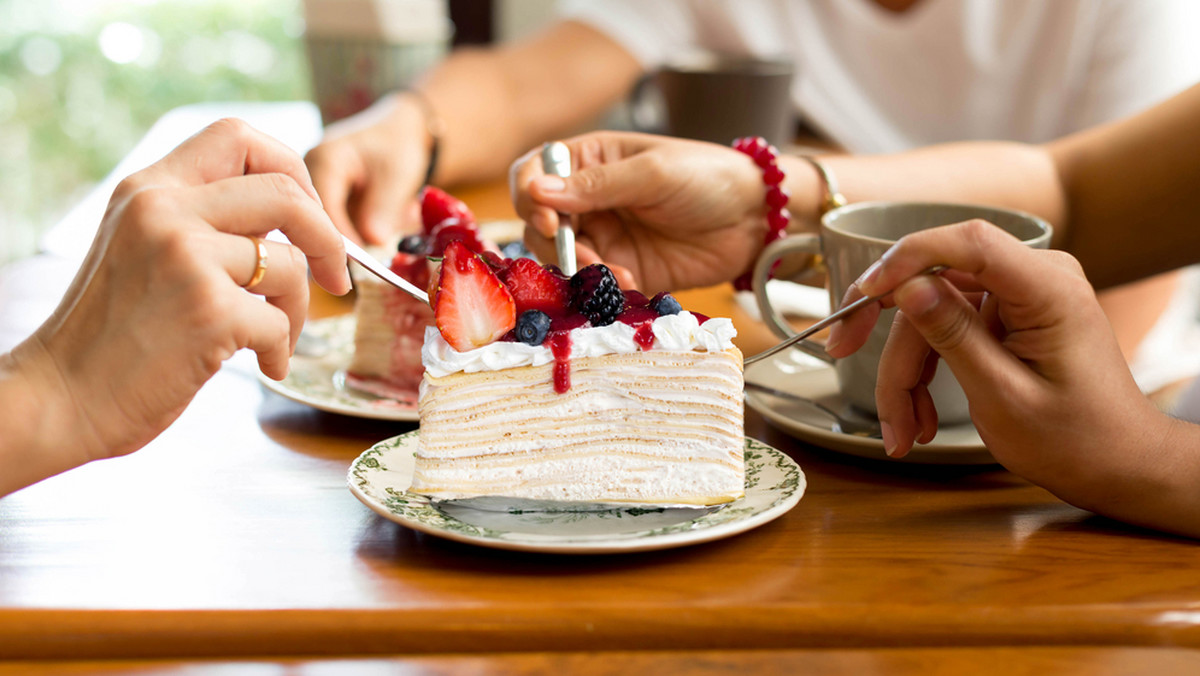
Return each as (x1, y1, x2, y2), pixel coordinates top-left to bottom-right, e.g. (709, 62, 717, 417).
(881, 421, 897, 457)
(855, 259, 883, 291)
(897, 275, 940, 315)
(824, 325, 842, 354)
(536, 176, 566, 192)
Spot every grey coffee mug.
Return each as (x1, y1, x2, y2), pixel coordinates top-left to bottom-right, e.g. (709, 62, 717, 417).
(630, 54, 795, 148)
(751, 201, 1052, 424)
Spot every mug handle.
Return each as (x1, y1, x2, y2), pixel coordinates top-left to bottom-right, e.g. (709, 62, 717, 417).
(751, 234, 834, 365)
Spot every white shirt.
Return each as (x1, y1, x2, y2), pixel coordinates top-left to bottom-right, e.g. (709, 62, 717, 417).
(559, 0, 1200, 152)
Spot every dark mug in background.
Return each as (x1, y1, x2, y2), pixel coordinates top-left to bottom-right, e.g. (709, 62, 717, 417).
(303, 0, 453, 126)
(630, 53, 795, 148)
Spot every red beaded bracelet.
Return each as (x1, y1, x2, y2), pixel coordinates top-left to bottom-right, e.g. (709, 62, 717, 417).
(732, 136, 789, 291)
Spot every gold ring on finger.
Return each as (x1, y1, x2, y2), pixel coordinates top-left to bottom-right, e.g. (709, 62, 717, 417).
(243, 236, 269, 290)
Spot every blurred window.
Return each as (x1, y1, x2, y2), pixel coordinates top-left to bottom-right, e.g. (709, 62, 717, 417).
(0, 0, 309, 264)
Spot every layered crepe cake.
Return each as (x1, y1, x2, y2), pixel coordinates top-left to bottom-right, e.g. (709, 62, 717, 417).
(346, 187, 496, 403)
(410, 240, 745, 507)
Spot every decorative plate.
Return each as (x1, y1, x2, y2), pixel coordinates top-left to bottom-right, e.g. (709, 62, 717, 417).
(259, 315, 419, 421)
(347, 431, 805, 554)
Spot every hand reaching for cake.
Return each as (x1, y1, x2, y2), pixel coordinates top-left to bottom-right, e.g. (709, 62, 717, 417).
(825, 220, 1200, 539)
(0, 118, 351, 496)
(303, 93, 434, 245)
(511, 131, 770, 294)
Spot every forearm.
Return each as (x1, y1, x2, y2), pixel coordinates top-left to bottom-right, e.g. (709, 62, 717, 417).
(0, 342, 93, 496)
(1064, 410, 1200, 540)
(420, 21, 641, 186)
(1048, 83, 1200, 289)
(779, 141, 1066, 234)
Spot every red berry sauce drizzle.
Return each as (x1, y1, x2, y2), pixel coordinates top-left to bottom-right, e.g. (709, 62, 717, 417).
(548, 331, 573, 394)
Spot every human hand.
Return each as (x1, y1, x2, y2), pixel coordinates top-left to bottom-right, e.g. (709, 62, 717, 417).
(16, 118, 351, 466)
(824, 220, 1167, 512)
(304, 92, 433, 245)
(511, 131, 766, 293)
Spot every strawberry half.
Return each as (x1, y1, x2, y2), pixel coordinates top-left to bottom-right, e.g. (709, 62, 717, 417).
(432, 240, 516, 351)
(420, 186, 475, 234)
(499, 257, 569, 315)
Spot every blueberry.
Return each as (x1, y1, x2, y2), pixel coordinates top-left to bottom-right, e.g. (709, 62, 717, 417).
(650, 292, 682, 316)
(500, 240, 533, 260)
(515, 309, 552, 346)
(397, 234, 427, 254)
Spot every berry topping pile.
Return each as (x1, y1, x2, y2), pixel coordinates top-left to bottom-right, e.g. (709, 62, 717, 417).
(431, 248, 694, 352)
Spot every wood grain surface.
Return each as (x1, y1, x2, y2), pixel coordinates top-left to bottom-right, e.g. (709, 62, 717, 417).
(2, 648, 1200, 676)
(0, 181, 1197, 664)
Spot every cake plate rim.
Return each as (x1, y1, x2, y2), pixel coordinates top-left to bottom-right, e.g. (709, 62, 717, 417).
(346, 430, 805, 554)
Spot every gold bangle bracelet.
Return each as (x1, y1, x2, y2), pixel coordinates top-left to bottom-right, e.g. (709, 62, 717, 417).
(799, 155, 848, 216)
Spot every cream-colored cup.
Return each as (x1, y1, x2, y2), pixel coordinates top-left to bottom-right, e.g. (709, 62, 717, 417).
(752, 201, 1052, 425)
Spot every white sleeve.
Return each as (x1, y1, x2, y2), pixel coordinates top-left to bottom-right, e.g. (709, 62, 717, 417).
(555, 0, 700, 69)
(1071, 0, 1200, 130)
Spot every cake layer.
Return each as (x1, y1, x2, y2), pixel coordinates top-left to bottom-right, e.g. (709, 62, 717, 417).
(412, 347, 745, 505)
(347, 274, 430, 393)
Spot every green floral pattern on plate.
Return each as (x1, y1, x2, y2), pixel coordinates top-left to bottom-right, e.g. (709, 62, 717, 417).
(347, 431, 805, 554)
(259, 315, 419, 421)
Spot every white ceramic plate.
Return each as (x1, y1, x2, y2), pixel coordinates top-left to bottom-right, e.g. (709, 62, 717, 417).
(744, 355, 993, 465)
(259, 315, 419, 421)
(347, 431, 806, 554)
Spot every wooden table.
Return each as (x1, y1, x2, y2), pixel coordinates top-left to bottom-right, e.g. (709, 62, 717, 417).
(3, 111, 1200, 672)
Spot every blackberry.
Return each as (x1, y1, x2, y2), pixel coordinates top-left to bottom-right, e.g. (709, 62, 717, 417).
(515, 309, 552, 345)
(570, 264, 624, 326)
(650, 291, 682, 316)
(397, 234, 427, 254)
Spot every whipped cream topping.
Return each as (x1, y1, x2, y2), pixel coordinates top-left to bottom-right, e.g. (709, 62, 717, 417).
(421, 311, 736, 377)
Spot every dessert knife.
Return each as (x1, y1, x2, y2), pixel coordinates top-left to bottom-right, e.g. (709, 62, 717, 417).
(541, 141, 577, 276)
(743, 266, 946, 366)
(342, 236, 430, 305)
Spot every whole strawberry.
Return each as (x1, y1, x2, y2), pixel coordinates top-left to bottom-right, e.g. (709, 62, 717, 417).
(420, 186, 476, 234)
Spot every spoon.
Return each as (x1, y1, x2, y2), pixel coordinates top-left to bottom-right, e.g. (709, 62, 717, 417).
(744, 381, 882, 438)
(742, 266, 946, 366)
(342, 236, 429, 305)
(541, 141, 577, 276)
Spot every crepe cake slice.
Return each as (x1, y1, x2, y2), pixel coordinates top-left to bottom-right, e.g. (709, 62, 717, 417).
(410, 242, 745, 507)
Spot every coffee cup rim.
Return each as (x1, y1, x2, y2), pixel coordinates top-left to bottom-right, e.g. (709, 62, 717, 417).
(662, 52, 794, 76)
(820, 200, 1053, 246)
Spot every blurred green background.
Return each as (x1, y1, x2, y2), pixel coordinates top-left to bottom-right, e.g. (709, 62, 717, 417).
(0, 0, 310, 264)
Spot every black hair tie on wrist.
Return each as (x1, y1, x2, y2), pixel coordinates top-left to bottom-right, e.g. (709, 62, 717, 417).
(403, 89, 443, 187)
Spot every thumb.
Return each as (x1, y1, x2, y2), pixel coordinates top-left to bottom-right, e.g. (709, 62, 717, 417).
(531, 155, 657, 214)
